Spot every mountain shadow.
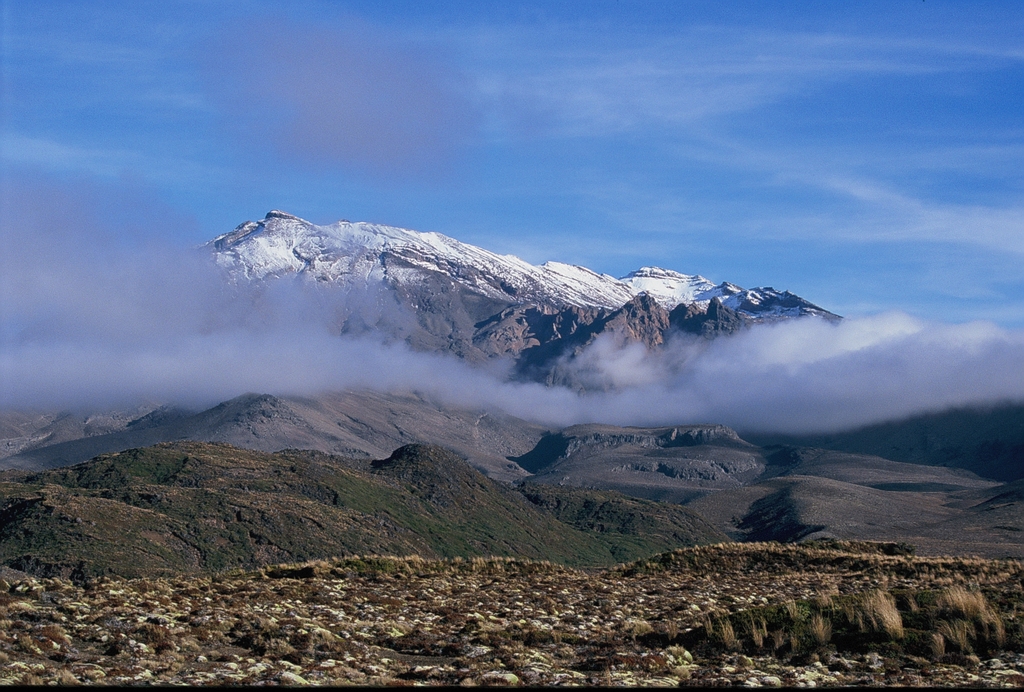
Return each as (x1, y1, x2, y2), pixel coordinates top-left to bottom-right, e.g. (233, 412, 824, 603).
(747, 403, 1024, 482)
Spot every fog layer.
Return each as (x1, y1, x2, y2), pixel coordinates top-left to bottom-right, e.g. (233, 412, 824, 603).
(3, 181, 1023, 434)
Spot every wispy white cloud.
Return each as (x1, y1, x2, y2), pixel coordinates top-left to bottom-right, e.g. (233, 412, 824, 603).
(465, 26, 1022, 139)
(442, 17, 1024, 279)
(809, 177, 1024, 254)
(1, 135, 142, 177)
(3, 2, 1022, 339)
(0, 134, 233, 193)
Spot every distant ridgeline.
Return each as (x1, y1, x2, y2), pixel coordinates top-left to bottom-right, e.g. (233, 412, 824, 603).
(3, 394, 1024, 567)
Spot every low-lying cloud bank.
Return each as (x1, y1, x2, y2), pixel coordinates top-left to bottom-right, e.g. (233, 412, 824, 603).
(572, 313, 1024, 433)
(3, 181, 1024, 434)
(6, 305, 1022, 434)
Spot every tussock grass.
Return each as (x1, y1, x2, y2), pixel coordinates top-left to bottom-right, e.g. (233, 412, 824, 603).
(681, 577, 1022, 665)
(861, 590, 904, 640)
(940, 585, 990, 620)
(54, 669, 79, 686)
(934, 585, 1006, 652)
(809, 614, 832, 646)
(714, 618, 739, 651)
(747, 614, 767, 648)
(938, 619, 974, 653)
(260, 553, 570, 582)
(651, 541, 1024, 664)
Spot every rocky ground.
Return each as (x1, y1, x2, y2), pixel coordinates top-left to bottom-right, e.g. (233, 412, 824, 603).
(2, 541, 1024, 686)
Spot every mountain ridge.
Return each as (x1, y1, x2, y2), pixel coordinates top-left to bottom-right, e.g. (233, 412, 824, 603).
(211, 210, 837, 318)
(207, 211, 838, 383)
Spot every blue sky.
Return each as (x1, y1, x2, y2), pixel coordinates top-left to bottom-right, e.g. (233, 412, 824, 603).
(3, 0, 1023, 326)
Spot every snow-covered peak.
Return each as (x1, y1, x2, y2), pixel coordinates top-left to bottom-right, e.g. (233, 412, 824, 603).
(619, 267, 722, 307)
(209, 211, 836, 319)
(209, 211, 635, 309)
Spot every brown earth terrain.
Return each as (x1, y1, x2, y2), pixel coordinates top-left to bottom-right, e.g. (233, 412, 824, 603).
(2, 542, 1024, 686)
(689, 448, 1024, 559)
(0, 391, 549, 482)
(4, 396, 1022, 562)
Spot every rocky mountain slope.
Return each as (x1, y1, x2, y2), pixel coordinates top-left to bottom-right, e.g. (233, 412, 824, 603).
(211, 211, 834, 318)
(0, 391, 547, 482)
(209, 211, 837, 380)
(686, 447, 1024, 557)
(512, 423, 766, 503)
(0, 405, 162, 460)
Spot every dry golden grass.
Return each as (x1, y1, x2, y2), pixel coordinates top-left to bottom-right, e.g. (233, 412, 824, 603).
(940, 585, 991, 621)
(812, 591, 835, 611)
(809, 614, 832, 646)
(715, 618, 739, 651)
(938, 619, 974, 653)
(623, 619, 654, 639)
(53, 669, 80, 686)
(861, 590, 904, 640)
(936, 584, 1007, 649)
(747, 614, 767, 649)
(2, 541, 1024, 686)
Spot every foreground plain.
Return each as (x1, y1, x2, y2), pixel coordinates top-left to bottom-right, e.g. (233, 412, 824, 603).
(2, 542, 1024, 686)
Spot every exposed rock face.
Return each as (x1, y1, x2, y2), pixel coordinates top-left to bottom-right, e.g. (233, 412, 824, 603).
(603, 293, 673, 348)
(670, 297, 747, 338)
(472, 303, 605, 360)
(555, 424, 752, 458)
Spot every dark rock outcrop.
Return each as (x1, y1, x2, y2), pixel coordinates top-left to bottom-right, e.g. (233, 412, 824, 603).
(669, 297, 746, 338)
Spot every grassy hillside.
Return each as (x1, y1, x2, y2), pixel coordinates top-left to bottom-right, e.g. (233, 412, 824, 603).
(0, 441, 726, 581)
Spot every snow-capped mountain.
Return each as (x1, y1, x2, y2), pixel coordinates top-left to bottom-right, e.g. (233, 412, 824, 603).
(208, 211, 837, 386)
(211, 210, 834, 320)
(618, 267, 829, 320)
(211, 210, 635, 310)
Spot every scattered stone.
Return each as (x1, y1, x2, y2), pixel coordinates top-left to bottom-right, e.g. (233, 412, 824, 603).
(0, 543, 1021, 686)
(279, 670, 309, 685)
